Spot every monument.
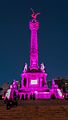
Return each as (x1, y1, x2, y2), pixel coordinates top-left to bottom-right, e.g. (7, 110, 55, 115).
(3, 10, 64, 100)
(18, 9, 64, 100)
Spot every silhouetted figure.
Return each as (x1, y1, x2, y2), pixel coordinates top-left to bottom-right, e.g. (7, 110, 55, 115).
(4, 85, 18, 109)
(4, 87, 12, 109)
(13, 90, 18, 106)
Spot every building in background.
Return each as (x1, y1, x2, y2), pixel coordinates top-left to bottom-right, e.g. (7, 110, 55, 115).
(54, 77, 68, 92)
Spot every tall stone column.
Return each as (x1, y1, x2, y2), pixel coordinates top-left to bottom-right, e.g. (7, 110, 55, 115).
(29, 20, 39, 70)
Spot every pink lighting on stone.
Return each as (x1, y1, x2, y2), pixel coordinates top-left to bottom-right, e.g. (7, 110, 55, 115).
(29, 20, 39, 70)
(20, 9, 49, 100)
(3, 9, 64, 101)
(17, 9, 64, 100)
(57, 89, 63, 97)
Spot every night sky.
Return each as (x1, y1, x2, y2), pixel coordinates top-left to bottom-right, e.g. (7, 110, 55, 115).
(0, 0, 68, 85)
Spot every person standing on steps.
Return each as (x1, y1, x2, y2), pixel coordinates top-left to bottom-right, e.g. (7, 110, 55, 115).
(4, 85, 13, 109)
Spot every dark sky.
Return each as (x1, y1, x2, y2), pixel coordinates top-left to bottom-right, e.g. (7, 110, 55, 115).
(0, 0, 68, 85)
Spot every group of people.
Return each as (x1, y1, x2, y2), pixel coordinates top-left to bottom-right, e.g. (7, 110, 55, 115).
(4, 80, 18, 109)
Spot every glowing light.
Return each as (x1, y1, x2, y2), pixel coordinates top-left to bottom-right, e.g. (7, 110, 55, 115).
(5, 89, 11, 99)
(57, 89, 62, 97)
(31, 80, 38, 85)
(34, 91, 38, 94)
(2, 96, 5, 99)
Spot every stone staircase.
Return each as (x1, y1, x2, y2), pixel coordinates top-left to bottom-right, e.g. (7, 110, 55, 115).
(0, 100, 68, 120)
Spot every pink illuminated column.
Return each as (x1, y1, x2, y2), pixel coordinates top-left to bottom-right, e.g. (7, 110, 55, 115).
(29, 20, 39, 70)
